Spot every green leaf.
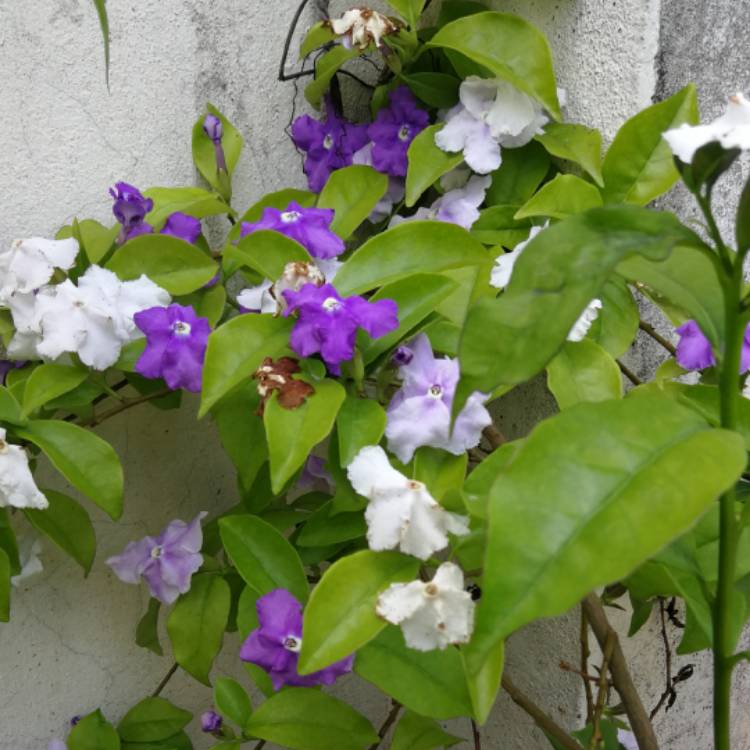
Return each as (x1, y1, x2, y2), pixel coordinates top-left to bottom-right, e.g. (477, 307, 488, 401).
(0, 548, 9, 622)
(602, 84, 698, 205)
(467, 396, 746, 673)
(470, 206, 532, 248)
(21, 363, 88, 417)
(92, 0, 110, 86)
(0, 386, 26, 425)
(167, 574, 230, 685)
(136, 598, 163, 656)
(17, 420, 123, 519)
(737, 171, 750, 253)
(118, 697, 192, 742)
(429, 12, 561, 119)
(192, 104, 244, 188)
(305, 46, 361, 107)
(438, 0, 487, 25)
(546, 340, 622, 410)
(318, 166, 388, 238)
(219, 515, 308, 602)
(245, 688, 378, 750)
(413, 447, 467, 506)
(214, 676, 252, 727)
(485, 141, 550, 206)
(462, 639, 504, 725)
(391, 710, 463, 750)
(229, 230, 311, 280)
(400, 72, 460, 108)
(462, 441, 522, 520)
(300, 21, 336, 58)
(336, 396, 387, 467)
(405, 125, 464, 206)
(107, 234, 217, 295)
(68, 710, 120, 750)
(298, 550, 419, 674)
(144, 186, 228, 228)
(296, 500, 366, 546)
(588, 277, 640, 358)
(355, 627, 473, 719)
(200, 314, 293, 416)
(58, 218, 118, 264)
(24, 490, 95, 574)
(0, 509, 20, 575)
(388, 0, 426, 25)
(515, 174, 602, 220)
(264, 379, 346, 493)
(335, 221, 490, 296)
(535, 122, 604, 186)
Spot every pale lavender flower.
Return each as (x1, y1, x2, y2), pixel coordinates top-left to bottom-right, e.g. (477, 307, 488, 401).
(435, 105, 500, 174)
(106, 512, 207, 604)
(203, 114, 227, 171)
(240, 588, 353, 690)
(161, 212, 201, 244)
(386, 334, 491, 463)
(200, 710, 222, 734)
(296, 455, 335, 494)
(675, 320, 716, 370)
(110, 182, 154, 243)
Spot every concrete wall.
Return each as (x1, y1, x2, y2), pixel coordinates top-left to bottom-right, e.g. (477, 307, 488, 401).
(0, 1, 746, 748)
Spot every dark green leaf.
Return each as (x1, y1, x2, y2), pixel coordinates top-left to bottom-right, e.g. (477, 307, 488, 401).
(470, 205, 531, 248)
(117, 697, 192, 742)
(738, 171, 750, 253)
(400, 72, 460, 108)
(305, 46, 361, 107)
(485, 141, 550, 206)
(297, 501, 365, 547)
(0, 509, 20, 575)
(318, 166, 388, 238)
(136, 598, 163, 656)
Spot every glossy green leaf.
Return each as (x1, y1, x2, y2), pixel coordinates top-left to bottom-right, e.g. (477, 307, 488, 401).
(336, 396, 387, 467)
(318, 166, 388, 238)
(192, 104, 244, 188)
(405, 124, 464, 206)
(107, 234, 217, 294)
(136, 598, 163, 656)
(200, 314, 293, 415)
(413, 447, 467, 505)
(92, 0, 110, 85)
(388, 0, 425, 25)
(401, 72, 460, 108)
(602, 84, 698, 205)
(167, 574, 230, 685)
(0, 509, 20, 575)
(535, 122, 603, 186)
(546, 339, 622, 410)
(335, 221, 490, 296)
(462, 639, 504, 725)
(246, 688, 378, 750)
(264, 379, 346, 493)
(0, 548, 9, 622)
(17, 420, 123, 519)
(21, 363, 88, 417)
(485, 141, 550, 207)
(299, 21, 336, 58)
(229, 230, 311, 280)
(588, 277, 640, 358)
(24, 490, 95, 574)
(463, 440, 523, 520)
(68, 710, 120, 750)
(515, 174, 602, 220)
(214, 676, 252, 727)
(219, 515, 308, 602)
(467, 396, 746, 673)
(305, 46, 361, 107)
(58, 218, 118, 264)
(391, 711, 463, 750)
(296, 500, 366, 546)
(470, 206, 531, 247)
(299, 550, 419, 674)
(429, 12, 561, 119)
(0, 386, 26, 425)
(144, 186, 228, 228)
(356, 627, 473, 718)
(117, 697, 191, 742)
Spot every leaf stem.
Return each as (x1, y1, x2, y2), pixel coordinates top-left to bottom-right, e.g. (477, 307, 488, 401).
(580, 606, 595, 724)
(617, 360, 642, 386)
(368, 699, 401, 750)
(151, 661, 178, 697)
(589, 629, 615, 750)
(471, 718, 481, 749)
(79, 387, 173, 428)
(638, 319, 677, 356)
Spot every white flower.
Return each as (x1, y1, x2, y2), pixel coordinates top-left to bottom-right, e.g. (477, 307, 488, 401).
(435, 106, 501, 174)
(376, 562, 475, 650)
(329, 8, 399, 50)
(347, 446, 469, 560)
(11, 536, 43, 588)
(567, 298, 602, 342)
(0, 428, 47, 510)
(490, 223, 547, 289)
(237, 280, 276, 314)
(616, 729, 638, 750)
(5, 290, 46, 359)
(664, 93, 750, 163)
(0, 237, 79, 301)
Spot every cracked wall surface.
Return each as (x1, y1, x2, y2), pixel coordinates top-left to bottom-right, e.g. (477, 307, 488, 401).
(0, 0, 747, 747)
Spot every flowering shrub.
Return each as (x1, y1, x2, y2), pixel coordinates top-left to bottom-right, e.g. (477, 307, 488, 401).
(4, 2, 750, 749)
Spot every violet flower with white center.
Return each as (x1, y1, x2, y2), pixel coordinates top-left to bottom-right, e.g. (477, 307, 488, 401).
(200, 710, 223, 734)
(0, 236, 79, 301)
(352, 143, 405, 221)
(367, 86, 429, 178)
(240, 202, 345, 260)
(134, 304, 211, 393)
(385, 334, 491, 464)
(347, 446, 469, 560)
(241, 588, 353, 690)
(490, 223, 547, 290)
(0, 427, 48, 510)
(106, 512, 207, 605)
(376, 562, 475, 651)
(110, 182, 154, 243)
(203, 113, 228, 172)
(10, 536, 43, 587)
(282, 283, 398, 375)
(567, 298, 602, 342)
(161, 212, 202, 244)
(292, 97, 369, 192)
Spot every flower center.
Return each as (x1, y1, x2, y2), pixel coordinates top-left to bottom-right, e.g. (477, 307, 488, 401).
(398, 125, 411, 142)
(322, 296, 341, 312)
(323, 134, 334, 150)
(173, 321, 192, 336)
(281, 210, 301, 223)
(283, 635, 302, 652)
(428, 384, 442, 398)
(150, 545, 163, 559)
(407, 480, 423, 491)
(73, 299, 85, 309)
(424, 583, 439, 598)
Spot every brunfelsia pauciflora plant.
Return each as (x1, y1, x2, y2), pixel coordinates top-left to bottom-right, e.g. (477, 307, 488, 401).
(4, 2, 750, 750)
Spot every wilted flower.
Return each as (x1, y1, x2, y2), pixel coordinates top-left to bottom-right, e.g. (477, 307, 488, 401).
(664, 93, 750, 163)
(490, 223, 547, 289)
(134, 304, 211, 393)
(240, 588, 353, 689)
(567, 299, 602, 342)
(347, 446, 469, 560)
(106, 512, 207, 604)
(10, 536, 43, 587)
(376, 562, 475, 650)
(292, 97, 369, 192)
(283, 283, 398, 374)
(161, 212, 202, 244)
(110, 182, 154, 243)
(0, 237, 79, 301)
(238, 261, 330, 316)
(385, 334, 491, 463)
(253, 356, 315, 414)
(200, 710, 223, 734)
(0, 428, 47, 510)
(240, 202, 345, 260)
(327, 7, 399, 50)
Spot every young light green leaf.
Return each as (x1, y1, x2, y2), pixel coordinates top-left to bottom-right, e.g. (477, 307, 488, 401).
(305, 46, 361, 107)
(214, 676, 253, 727)
(337, 396, 387, 467)
(228, 230, 311, 280)
(387, 0, 426, 26)
(92, 0, 110, 86)
(0, 386, 25, 425)
(391, 710, 463, 750)
(514, 174, 602, 220)
(318, 165, 388, 238)
(57, 218, 118, 264)
(238, 189, 317, 225)
(144, 186, 229, 228)
(136, 598, 163, 656)
(192, 104, 244, 188)
(117, 697, 192, 742)
(68, 709, 120, 750)
(21, 363, 88, 417)
(299, 21, 337, 58)
(535, 122, 604, 186)
(462, 639, 504, 725)
(405, 124, 464, 206)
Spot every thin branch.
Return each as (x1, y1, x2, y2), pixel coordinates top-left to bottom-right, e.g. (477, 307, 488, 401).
(589, 630, 616, 750)
(368, 700, 401, 750)
(580, 607, 595, 724)
(151, 662, 178, 697)
(638, 320, 677, 356)
(650, 599, 675, 719)
(279, 0, 313, 81)
(483, 424, 508, 451)
(617, 360, 643, 386)
(471, 718, 482, 749)
(78, 387, 173, 428)
(582, 594, 659, 750)
(501, 674, 583, 750)
(254, 742, 266, 750)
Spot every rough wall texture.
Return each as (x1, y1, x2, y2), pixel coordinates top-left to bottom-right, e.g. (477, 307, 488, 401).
(0, 0, 746, 748)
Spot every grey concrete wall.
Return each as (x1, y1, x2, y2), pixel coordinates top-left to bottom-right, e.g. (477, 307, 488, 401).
(0, 0, 745, 748)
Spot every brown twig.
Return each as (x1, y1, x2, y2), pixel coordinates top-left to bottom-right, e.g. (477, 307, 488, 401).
(254, 742, 266, 750)
(589, 630, 616, 749)
(650, 599, 675, 719)
(79, 387, 173, 428)
(151, 662, 178, 697)
(483, 424, 508, 451)
(368, 700, 401, 750)
(638, 320, 677, 356)
(617, 360, 643, 387)
(501, 674, 582, 750)
(582, 594, 659, 750)
(581, 607, 595, 723)
(471, 718, 481, 749)
(559, 661, 610, 686)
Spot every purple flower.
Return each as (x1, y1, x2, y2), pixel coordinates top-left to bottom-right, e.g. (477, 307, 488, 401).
(368, 86, 429, 178)
(240, 202, 345, 260)
(134, 304, 211, 393)
(283, 283, 398, 374)
(110, 182, 154, 243)
(296, 455, 335, 495)
(203, 114, 227, 172)
(240, 589, 353, 690)
(106, 512, 207, 604)
(161, 212, 202, 244)
(392, 346, 413, 366)
(675, 320, 716, 370)
(200, 710, 223, 734)
(386, 334, 492, 463)
(291, 97, 369, 192)
(0, 359, 25, 385)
